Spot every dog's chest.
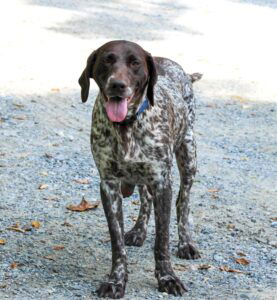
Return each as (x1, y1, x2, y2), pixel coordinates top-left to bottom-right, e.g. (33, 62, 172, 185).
(91, 100, 174, 182)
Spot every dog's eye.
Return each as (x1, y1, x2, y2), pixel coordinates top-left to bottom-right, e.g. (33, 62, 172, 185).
(103, 54, 116, 64)
(130, 60, 140, 67)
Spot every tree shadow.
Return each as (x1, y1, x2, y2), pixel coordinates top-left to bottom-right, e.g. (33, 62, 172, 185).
(27, 0, 202, 41)
(233, 0, 277, 9)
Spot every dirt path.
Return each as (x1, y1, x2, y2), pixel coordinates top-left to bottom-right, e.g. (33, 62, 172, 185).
(1, 1, 276, 299)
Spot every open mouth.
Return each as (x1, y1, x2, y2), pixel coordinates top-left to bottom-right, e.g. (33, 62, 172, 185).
(104, 94, 133, 122)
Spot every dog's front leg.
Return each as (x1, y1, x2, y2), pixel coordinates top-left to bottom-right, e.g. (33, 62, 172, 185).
(97, 180, 127, 299)
(152, 176, 188, 296)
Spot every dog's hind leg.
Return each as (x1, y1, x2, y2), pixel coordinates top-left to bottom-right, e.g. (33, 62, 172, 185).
(175, 130, 201, 259)
(124, 185, 152, 247)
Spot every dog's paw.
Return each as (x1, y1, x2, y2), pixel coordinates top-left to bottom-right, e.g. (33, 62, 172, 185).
(158, 274, 188, 296)
(177, 242, 201, 259)
(97, 281, 125, 299)
(124, 228, 146, 247)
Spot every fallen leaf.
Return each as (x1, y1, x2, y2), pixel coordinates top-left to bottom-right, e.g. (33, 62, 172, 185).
(52, 143, 59, 147)
(22, 225, 32, 232)
(31, 220, 41, 229)
(44, 153, 53, 159)
(206, 103, 218, 108)
(144, 268, 153, 273)
(240, 157, 249, 161)
(219, 266, 244, 273)
(227, 224, 235, 230)
(53, 245, 65, 251)
(51, 88, 60, 92)
(174, 264, 190, 272)
(235, 258, 250, 265)
(13, 103, 25, 109)
(67, 197, 100, 212)
(7, 223, 25, 233)
(43, 255, 56, 261)
(0, 239, 6, 245)
(13, 115, 27, 120)
(43, 195, 59, 201)
(10, 262, 18, 269)
(61, 222, 73, 227)
(0, 284, 7, 288)
(237, 251, 246, 257)
(40, 171, 48, 176)
(38, 184, 48, 190)
(198, 264, 214, 270)
(207, 188, 219, 193)
(131, 216, 138, 222)
(74, 178, 90, 184)
(132, 200, 140, 205)
(230, 95, 250, 103)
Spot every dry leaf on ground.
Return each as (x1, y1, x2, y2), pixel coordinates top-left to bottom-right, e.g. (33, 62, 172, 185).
(10, 262, 18, 269)
(43, 195, 59, 201)
(219, 266, 245, 274)
(53, 245, 65, 251)
(61, 222, 73, 227)
(235, 258, 250, 265)
(44, 153, 53, 159)
(173, 264, 190, 271)
(227, 223, 236, 230)
(74, 178, 90, 184)
(131, 216, 137, 222)
(7, 223, 25, 233)
(227, 224, 236, 230)
(13, 115, 27, 120)
(0, 239, 6, 245)
(31, 220, 41, 229)
(198, 264, 215, 270)
(13, 103, 25, 109)
(51, 88, 60, 92)
(237, 251, 246, 257)
(207, 188, 219, 193)
(38, 184, 48, 190)
(67, 197, 100, 212)
(43, 255, 56, 261)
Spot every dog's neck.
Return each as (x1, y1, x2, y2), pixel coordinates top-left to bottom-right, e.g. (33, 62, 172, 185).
(97, 94, 144, 157)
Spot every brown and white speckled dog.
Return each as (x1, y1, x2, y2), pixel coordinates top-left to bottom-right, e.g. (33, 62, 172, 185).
(79, 40, 202, 298)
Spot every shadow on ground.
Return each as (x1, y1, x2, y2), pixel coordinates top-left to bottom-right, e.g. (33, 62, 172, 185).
(27, 0, 202, 40)
(233, 0, 277, 9)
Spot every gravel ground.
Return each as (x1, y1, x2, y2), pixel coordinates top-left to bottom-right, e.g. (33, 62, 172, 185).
(1, 0, 277, 299)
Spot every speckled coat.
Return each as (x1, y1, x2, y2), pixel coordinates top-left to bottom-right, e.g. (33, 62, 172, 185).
(79, 41, 201, 299)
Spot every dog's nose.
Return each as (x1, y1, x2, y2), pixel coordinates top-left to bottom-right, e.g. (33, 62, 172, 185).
(109, 79, 127, 92)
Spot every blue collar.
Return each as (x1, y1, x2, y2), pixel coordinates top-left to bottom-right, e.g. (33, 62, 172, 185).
(117, 97, 149, 125)
(135, 97, 149, 119)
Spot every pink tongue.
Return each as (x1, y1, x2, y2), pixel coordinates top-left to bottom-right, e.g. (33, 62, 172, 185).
(105, 98, 128, 122)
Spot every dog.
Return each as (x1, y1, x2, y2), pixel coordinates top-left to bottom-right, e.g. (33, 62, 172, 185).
(79, 40, 202, 298)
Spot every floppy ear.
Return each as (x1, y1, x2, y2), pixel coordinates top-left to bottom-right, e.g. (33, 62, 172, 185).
(78, 51, 97, 102)
(146, 53, 157, 106)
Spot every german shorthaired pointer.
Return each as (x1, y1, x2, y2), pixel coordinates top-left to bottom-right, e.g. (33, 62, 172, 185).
(79, 40, 202, 298)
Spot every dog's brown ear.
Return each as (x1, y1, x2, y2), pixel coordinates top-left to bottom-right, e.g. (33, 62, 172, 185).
(78, 51, 97, 102)
(146, 53, 157, 106)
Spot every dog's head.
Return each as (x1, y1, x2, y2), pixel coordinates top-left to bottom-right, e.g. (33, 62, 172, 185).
(78, 40, 157, 123)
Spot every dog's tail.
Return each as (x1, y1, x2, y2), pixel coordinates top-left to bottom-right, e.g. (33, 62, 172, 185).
(189, 72, 203, 83)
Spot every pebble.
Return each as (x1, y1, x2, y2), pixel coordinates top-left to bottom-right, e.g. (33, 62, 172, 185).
(270, 222, 277, 228)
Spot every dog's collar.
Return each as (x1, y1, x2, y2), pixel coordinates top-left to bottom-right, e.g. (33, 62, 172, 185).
(116, 97, 149, 126)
